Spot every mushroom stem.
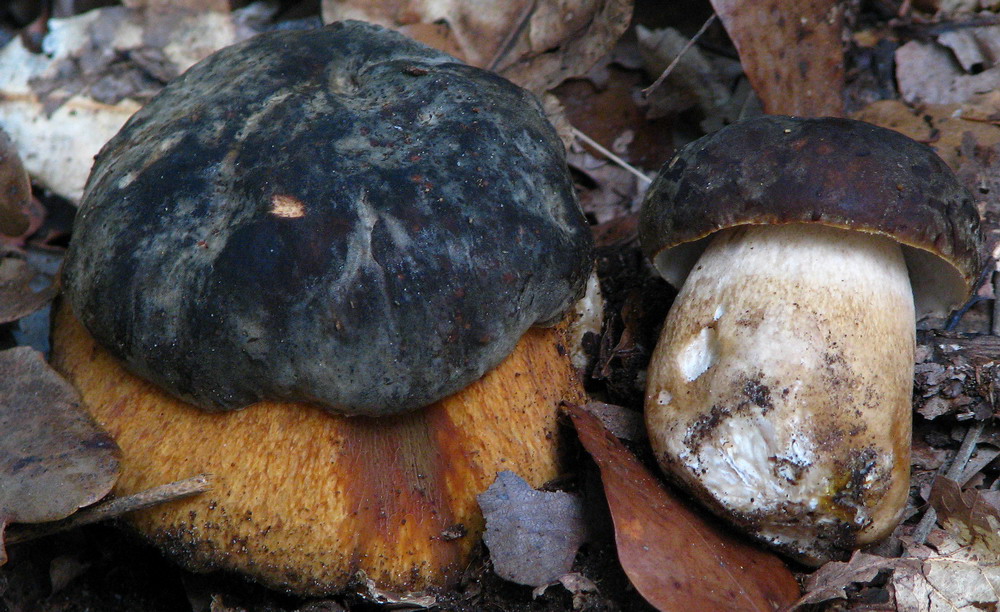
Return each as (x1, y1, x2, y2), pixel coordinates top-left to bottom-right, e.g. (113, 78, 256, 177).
(645, 223, 914, 564)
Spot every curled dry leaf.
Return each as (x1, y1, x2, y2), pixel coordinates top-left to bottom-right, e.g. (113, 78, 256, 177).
(0, 347, 120, 564)
(478, 470, 586, 588)
(895, 39, 1000, 107)
(0, 129, 31, 237)
(0, 258, 57, 325)
(565, 404, 800, 612)
(795, 551, 906, 607)
(709, 0, 845, 117)
(321, 0, 633, 94)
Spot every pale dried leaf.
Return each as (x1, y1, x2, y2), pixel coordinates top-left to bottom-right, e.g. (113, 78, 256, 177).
(354, 573, 436, 608)
(0, 347, 120, 564)
(710, 0, 844, 117)
(542, 93, 574, 151)
(478, 470, 586, 587)
(896, 40, 1000, 106)
(0, 258, 56, 324)
(938, 26, 1000, 73)
(891, 553, 1000, 612)
(0, 7, 249, 203)
(501, 0, 632, 95)
(532, 573, 600, 608)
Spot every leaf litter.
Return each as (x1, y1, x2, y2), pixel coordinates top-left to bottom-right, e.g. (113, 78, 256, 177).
(0, 346, 119, 564)
(5, 0, 1000, 610)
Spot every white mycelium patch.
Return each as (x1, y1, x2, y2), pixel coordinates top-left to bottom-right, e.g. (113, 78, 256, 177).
(677, 326, 718, 382)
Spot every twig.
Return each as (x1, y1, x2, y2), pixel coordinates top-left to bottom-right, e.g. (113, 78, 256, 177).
(960, 447, 999, 486)
(641, 14, 717, 98)
(486, 0, 536, 72)
(5, 474, 212, 545)
(947, 420, 985, 481)
(571, 127, 652, 186)
(992, 269, 1000, 336)
(912, 421, 985, 544)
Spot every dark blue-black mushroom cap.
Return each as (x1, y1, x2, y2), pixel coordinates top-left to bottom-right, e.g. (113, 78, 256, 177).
(62, 20, 593, 416)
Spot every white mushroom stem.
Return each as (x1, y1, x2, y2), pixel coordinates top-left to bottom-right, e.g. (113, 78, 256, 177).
(645, 223, 915, 564)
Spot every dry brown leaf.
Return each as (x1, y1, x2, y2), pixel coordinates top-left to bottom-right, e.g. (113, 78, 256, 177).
(565, 404, 799, 612)
(554, 64, 676, 170)
(795, 551, 906, 607)
(930, 477, 1000, 558)
(0, 258, 56, 325)
(0, 347, 120, 564)
(0, 129, 31, 237)
(709, 0, 844, 117)
(321, 0, 633, 95)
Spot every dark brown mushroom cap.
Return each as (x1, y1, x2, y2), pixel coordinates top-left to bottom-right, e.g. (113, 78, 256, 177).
(639, 115, 983, 317)
(62, 21, 592, 416)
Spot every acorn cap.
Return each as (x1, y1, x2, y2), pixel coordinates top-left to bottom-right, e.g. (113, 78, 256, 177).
(639, 115, 983, 318)
(62, 20, 592, 416)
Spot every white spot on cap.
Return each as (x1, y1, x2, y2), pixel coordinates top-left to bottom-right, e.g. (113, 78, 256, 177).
(656, 390, 672, 406)
(116, 171, 137, 190)
(270, 194, 305, 218)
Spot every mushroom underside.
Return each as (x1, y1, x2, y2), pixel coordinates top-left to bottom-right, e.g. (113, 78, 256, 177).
(50, 302, 585, 595)
(645, 223, 914, 564)
(653, 224, 970, 320)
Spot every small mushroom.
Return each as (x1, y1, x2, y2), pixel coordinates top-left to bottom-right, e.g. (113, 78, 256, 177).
(53, 21, 593, 594)
(639, 116, 983, 564)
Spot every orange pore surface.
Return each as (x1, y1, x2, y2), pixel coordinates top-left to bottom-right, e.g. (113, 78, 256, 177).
(51, 303, 584, 595)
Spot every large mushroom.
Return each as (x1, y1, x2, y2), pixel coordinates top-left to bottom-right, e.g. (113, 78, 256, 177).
(639, 116, 983, 564)
(52, 21, 593, 594)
